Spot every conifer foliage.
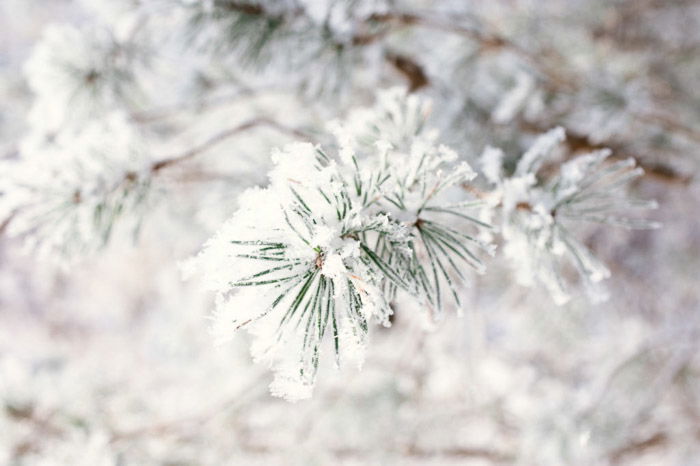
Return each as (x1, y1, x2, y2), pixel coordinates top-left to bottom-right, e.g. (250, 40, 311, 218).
(186, 89, 655, 400)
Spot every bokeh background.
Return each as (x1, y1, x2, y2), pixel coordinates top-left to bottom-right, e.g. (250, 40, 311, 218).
(1, 1, 699, 464)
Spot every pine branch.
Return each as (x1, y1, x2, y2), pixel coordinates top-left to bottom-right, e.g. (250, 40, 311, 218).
(366, 12, 698, 177)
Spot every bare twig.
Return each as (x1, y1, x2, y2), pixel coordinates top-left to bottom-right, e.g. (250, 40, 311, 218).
(609, 432, 668, 463)
(386, 51, 429, 92)
(0, 211, 15, 235)
(518, 120, 693, 185)
(151, 117, 313, 172)
(233, 442, 514, 461)
(369, 12, 577, 91)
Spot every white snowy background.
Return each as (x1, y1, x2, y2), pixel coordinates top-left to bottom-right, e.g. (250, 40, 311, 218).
(1, 1, 699, 465)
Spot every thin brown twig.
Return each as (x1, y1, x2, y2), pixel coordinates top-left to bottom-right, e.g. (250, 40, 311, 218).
(0, 211, 15, 235)
(231, 441, 514, 461)
(609, 432, 668, 463)
(151, 117, 313, 172)
(369, 12, 577, 91)
(518, 120, 693, 185)
(385, 50, 429, 92)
